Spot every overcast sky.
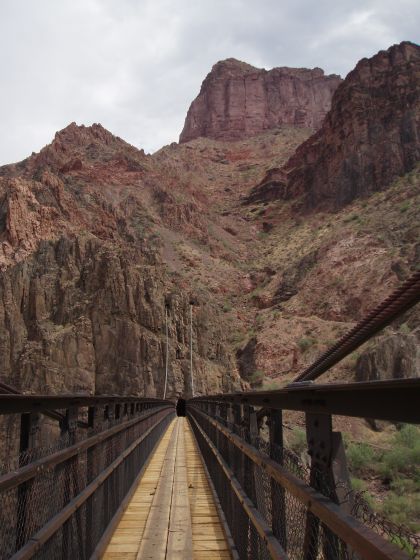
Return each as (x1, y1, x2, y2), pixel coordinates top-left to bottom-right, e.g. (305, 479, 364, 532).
(0, 0, 418, 165)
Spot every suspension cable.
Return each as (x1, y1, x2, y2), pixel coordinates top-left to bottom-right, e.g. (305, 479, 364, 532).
(293, 271, 420, 383)
(190, 303, 195, 397)
(163, 305, 169, 399)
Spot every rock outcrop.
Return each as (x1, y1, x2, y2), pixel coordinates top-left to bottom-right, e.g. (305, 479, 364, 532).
(252, 42, 420, 210)
(356, 324, 419, 383)
(180, 59, 341, 142)
(0, 234, 238, 397)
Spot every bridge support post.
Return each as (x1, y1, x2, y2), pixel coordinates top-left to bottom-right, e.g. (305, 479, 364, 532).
(103, 404, 115, 531)
(59, 406, 84, 559)
(16, 412, 40, 552)
(249, 406, 266, 559)
(85, 406, 97, 558)
(269, 409, 287, 552)
(214, 403, 221, 452)
(303, 413, 350, 560)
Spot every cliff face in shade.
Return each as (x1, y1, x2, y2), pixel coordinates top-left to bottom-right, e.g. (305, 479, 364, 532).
(274, 41, 420, 210)
(179, 59, 342, 142)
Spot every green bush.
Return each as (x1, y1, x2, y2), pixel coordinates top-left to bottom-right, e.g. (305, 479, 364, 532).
(350, 477, 366, 492)
(395, 424, 420, 448)
(262, 381, 281, 391)
(390, 477, 419, 495)
(380, 445, 420, 478)
(389, 535, 416, 558)
(381, 495, 420, 532)
(248, 370, 264, 385)
(399, 322, 411, 335)
(347, 442, 375, 475)
(289, 428, 307, 456)
(298, 337, 316, 352)
(379, 425, 420, 478)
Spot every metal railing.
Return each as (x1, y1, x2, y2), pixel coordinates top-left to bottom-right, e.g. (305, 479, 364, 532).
(188, 379, 420, 560)
(0, 395, 175, 559)
(0, 274, 418, 559)
(187, 273, 420, 559)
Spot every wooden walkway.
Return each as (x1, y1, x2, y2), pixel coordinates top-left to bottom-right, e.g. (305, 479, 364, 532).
(102, 417, 232, 559)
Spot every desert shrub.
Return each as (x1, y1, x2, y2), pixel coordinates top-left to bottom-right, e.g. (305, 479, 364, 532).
(380, 445, 420, 478)
(344, 213, 361, 223)
(350, 477, 366, 492)
(222, 302, 232, 313)
(390, 477, 419, 495)
(347, 442, 375, 475)
(262, 381, 281, 391)
(298, 337, 316, 352)
(379, 425, 420, 478)
(381, 495, 420, 531)
(400, 201, 411, 213)
(395, 424, 420, 448)
(399, 322, 411, 334)
(389, 536, 416, 558)
(289, 428, 307, 456)
(248, 370, 264, 385)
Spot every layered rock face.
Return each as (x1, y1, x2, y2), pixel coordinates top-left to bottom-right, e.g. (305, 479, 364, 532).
(0, 123, 241, 397)
(262, 41, 420, 210)
(180, 59, 341, 142)
(0, 235, 238, 397)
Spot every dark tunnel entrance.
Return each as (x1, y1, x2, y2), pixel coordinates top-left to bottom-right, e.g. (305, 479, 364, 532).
(176, 398, 186, 417)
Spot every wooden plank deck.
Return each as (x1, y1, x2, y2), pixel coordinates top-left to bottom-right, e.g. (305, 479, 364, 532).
(102, 417, 231, 559)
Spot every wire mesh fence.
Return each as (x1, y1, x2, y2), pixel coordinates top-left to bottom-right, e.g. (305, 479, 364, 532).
(188, 403, 417, 560)
(0, 401, 174, 560)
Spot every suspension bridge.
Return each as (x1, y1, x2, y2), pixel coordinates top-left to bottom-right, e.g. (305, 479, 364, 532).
(0, 272, 419, 560)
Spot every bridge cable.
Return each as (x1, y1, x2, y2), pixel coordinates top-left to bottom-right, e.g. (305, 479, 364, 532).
(163, 305, 169, 399)
(190, 303, 195, 397)
(293, 270, 420, 383)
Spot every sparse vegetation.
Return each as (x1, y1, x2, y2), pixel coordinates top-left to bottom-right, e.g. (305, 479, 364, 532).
(399, 200, 411, 213)
(288, 428, 307, 456)
(399, 322, 411, 334)
(347, 442, 375, 475)
(297, 337, 316, 352)
(262, 381, 281, 391)
(346, 424, 420, 531)
(344, 213, 361, 223)
(248, 370, 264, 385)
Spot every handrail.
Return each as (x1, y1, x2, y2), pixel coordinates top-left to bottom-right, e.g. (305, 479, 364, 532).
(0, 397, 175, 560)
(189, 407, 409, 560)
(0, 405, 172, 492)
(0, 394, 172, 415)
(190, 411, 287, 560)
(189, 378, 420, 424)
(9, 410, 172, 560)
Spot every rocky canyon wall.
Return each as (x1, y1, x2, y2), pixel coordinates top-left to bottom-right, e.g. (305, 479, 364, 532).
(0, 124, 241, 397)
(180, 59, 341, 142)
(248, 42, 420, 210)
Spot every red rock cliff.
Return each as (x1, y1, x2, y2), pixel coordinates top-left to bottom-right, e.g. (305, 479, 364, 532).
(179, 59, 342, 142)
(279, 41, 420, 210)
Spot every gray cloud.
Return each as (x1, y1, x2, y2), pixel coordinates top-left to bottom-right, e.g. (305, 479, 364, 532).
(0, 0, 418, 164)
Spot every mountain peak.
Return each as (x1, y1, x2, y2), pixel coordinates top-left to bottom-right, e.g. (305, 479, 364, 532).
(210, 58, 258, 74)
(180, 60, 342, 143)
(52, 122, 123, 149)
